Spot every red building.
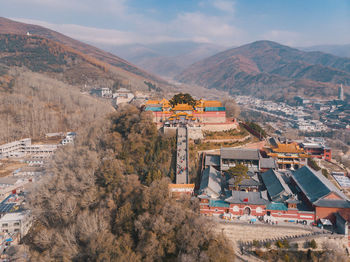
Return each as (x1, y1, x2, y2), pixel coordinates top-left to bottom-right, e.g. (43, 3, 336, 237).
(291, 166, 350, 223)
(301, 143, 332, 161)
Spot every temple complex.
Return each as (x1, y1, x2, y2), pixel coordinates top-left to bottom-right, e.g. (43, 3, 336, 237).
(144, 99, 226, 125)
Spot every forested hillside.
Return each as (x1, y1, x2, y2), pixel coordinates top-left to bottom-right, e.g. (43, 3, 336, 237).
(0, 67, 113, 143)
(24, 107, 235, 261)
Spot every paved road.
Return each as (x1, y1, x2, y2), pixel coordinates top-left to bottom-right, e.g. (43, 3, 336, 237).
(176, 126, 189, 184)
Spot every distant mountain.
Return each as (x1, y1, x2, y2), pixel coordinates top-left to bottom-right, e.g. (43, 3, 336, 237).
(176, 40, 350, 100)
(104, 41, 226, 78)
(300, 44, 350, 58)
(0, 17, 168, 88)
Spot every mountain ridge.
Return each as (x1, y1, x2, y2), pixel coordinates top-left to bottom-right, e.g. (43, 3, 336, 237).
(176, 40, 350, 100)
(0, 17, 168, 86)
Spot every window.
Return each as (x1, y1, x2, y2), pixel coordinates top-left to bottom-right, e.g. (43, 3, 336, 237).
(2, 223, 8, 227)
(14, 222, 20, 226)
(14, 229, 19, 232)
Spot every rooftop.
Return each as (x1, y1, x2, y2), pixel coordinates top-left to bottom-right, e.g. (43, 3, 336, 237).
(292, 166, 348, 204)
(261, 169, 292, 201)
(172, 103, 193, 111)
(271, 143, 305, 153)
(205, 155, 220, 167)
(199, 166, 222, 198)
(225, 191, 269, 205)
(221, 148, 260, 161)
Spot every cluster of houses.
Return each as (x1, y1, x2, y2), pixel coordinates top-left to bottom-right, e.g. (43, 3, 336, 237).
(0, 132, 76, 165)
(197, 138, 350, 241)
(90, 87, 149, 107)
(0, 132, 77, 248)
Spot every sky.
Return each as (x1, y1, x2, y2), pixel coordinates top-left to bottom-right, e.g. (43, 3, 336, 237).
(1, 0, 349, 48)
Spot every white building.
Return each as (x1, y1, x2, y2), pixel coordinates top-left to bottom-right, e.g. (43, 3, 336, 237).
(0, 211, 32, 238)
(61, 132, 76, 145)
(0, 139, 31, 159)
(90, 87, 112, 98)
(113, 88, 135, 105)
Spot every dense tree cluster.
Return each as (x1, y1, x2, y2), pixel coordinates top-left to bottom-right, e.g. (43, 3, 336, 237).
(227, 164, 248, 189)
(0, 68, 113, 143)
(24, 107, 235, 261)
(169, 93, 197, 109)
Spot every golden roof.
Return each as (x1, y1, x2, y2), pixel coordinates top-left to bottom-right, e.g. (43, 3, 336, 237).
(203, 100, 222, 107)
(145, 100, 160, 105)
(172, 103, 193, 111)
(168, 184, 195, 189)
(271, 143, 305, 153)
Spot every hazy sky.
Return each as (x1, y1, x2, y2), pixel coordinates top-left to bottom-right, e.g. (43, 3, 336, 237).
(1, 0, 349, 47)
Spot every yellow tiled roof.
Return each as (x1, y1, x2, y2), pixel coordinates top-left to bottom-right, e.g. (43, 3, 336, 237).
(271, 143, 305, 153)
(145, 100, 160, 105)
(172, 103, 193, 111)
(203, 100, 222, 107)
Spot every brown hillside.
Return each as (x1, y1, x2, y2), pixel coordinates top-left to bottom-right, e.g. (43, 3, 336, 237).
(176, 40, 350, 100)
(0, 17, 167, 85)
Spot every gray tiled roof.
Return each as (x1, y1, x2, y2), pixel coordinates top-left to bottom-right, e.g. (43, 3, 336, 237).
(205, 155, 220, 166)
(200, 166, 222, 198)
(228, 174, 260, 187)
(261, 169, 292, 201)
(292, 166, 348, 204)
(312, 199, 350, 208)
(260, 158, 277, 169)
(225, 191, 269, 205)
(221, 148, 260, 161)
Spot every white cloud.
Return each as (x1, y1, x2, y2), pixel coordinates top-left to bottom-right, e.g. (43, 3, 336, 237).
(10, 0, 128, 15)
(212, 0, 235, 14)
(13, 18, 137, 45)
(261, 30, 302, 46)
(171, 12, 243, 45)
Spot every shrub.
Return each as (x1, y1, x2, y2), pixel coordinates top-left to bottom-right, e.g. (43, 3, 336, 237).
(275, 240, 284, 248)
(282, 239, 290, 248)
(308, 158, 321, 171)
(309, 239, 317, 249)
(265, 242, 271, 248)
(253, 240, 261, 248)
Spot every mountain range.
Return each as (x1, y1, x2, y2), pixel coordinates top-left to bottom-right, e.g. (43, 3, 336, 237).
(300, 44, 350, 58)
(103, 41, 225, 78)
(176, 40, 350, 101)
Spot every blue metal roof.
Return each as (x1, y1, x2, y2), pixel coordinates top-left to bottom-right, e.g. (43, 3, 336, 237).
(292, 166, 332, 203)
(209, 199, 230, 208)
(145, 106, 162, 112)
(0, 203, 15, 213)
(267, 202, 288, 211)
(204, 107, 226, 112)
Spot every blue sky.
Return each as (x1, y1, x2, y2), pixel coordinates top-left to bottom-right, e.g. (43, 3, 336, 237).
(1, 0, 349, 47)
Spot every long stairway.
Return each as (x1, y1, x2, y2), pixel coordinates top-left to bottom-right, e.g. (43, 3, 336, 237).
(176, 126, 189, 184)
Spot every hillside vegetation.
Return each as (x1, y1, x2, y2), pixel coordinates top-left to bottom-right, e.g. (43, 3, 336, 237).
(0, 67, 113, 143)
(0, 17, 167, 86)
(24, 107, 235, 261)
(176, 40, 350, 101)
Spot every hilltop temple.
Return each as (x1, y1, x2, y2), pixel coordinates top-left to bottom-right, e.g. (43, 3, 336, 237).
(144, 98, 227, 124)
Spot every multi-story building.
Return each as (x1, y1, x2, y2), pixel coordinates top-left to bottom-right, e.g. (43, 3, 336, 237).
(300, 142, 332, 161)
(0, 139, 31, 159)
(220, 148, 261, 172)
(0, 211, 32, 238)
(267, 142, 309, 170)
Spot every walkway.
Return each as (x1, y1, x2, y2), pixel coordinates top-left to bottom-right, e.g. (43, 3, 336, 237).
(176, 126, 189, 184)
